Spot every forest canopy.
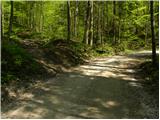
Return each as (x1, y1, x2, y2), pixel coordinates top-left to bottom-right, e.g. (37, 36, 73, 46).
(1, 1, 159, 49)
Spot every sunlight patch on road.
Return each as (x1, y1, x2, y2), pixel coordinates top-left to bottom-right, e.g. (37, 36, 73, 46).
(123, 77, 137, 81)
(50, 96, 60, 104)
(129, 82, 142, 87)
(80, 65, 107, 70)
(4, 105, 47, 119)
(126, 69, 135, 73)
(105, 58, 117, 63)
(19, 92, 34, 100)
(102, 100, 120, 108)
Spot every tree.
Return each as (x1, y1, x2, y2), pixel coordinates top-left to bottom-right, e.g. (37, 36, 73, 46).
(113, 1, 116, 45)
(150, 1, 156, 66)
(73, 0, 78, 38)
(1, 1, 159, 50)
(96, 1, 101, 45)
(118, 2, 122, 43)
(88, 1, 93, 46)
(8, 1, 13, 39)
(67, 1, 71, 41)
(1, 2, 3, 38)
(83, 1, 90, 44)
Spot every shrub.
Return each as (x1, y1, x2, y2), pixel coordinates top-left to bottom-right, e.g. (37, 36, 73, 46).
(1, 40, 42, 84)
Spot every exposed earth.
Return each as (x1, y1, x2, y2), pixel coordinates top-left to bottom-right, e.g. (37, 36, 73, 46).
(1, 51, 159, 119)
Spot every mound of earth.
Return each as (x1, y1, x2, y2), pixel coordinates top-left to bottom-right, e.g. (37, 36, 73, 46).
(43, 39, 88, 68)
(1, 39, 89, 103)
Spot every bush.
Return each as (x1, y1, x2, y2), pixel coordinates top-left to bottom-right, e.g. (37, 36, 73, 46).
(1, 40, 43, 84)
(128, 39, 145, 50)
(91, 44, 114, 56)
(114, 43, 125, 54)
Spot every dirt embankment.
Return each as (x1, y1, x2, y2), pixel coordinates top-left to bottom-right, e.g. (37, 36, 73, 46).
(1, 39, 89, 104)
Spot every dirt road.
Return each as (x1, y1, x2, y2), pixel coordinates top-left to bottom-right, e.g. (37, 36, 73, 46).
(1, 51, 158, 118)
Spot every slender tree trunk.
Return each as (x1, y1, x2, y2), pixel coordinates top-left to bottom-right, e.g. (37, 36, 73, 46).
(100, 2, 103, 45)
(93, 2, 95, 45)
(113, 1, 116, 45)
(8, 1, 13, 39)
(145, 27, 148, 47)
(74, 0, 78, 38)
(150, 1, 156, 66)
(1, 1, 3, 39)
(97, 2, 101, 44)
(144, 2, 148, 47)
(89, 1, 93, 46)
(90, 1, 93, 46)
(135, 2, 138, 34)
(118, 2, 122, 44)
(27, 2, 30, 29)
(40, 1, 43, 32)
(41, 2, 44, 32)
(29, 2, 32, 29)
(83, 1, 90, 44)
(67, 1, 71, 41)
(106, 2, 109, 40)
(101, 1, 105, 46)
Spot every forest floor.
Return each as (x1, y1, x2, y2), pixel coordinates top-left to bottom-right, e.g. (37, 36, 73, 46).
(1, 51, 159, 119)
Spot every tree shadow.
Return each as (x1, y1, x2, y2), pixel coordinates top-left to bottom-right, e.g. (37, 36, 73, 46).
(1, 71, 157, 119)
(2, 52, 159, 119)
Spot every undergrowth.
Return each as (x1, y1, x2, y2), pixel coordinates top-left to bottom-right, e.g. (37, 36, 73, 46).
(1, 40, 45, 85)
(138, 56, 159, 98)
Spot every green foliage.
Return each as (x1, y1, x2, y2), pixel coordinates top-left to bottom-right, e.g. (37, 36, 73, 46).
(1, 73, 16, 84)
(91, 44, 114, 57)
(2, 1, 159, 49)
(114, 43, 125, 54)
(1, 40, 43, 84)
(128, 39, 145, 50)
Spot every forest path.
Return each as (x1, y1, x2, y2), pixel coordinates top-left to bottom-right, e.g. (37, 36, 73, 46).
(2, 51, 158, 119)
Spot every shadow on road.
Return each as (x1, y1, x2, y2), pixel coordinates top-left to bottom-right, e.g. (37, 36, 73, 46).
(1, 52, 159, 119)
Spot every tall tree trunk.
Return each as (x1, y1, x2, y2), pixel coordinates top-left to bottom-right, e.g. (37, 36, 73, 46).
(135, 2, 138, 34)
(97, 1, 101, 44)
(118, 2, 122, 44)
(150, 1, 156, 66)
(1, 1, 3, 39)
(145, 27, 148, 47)
(74, 0, 78, 38)
(113, 1, 116, 45)
(83, 1, 90, 44)
(67, 1, 71, 41)
(8, 1, 13, 39)
(89, 1, 93, 46)
(101, 1, 105, 46)
(106, 1, 109, 40)
(41, 1, 44, 32)
(144, 2, 148, 47)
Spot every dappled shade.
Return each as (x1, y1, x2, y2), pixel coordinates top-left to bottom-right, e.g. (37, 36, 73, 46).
(2, 52, 158, 119)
